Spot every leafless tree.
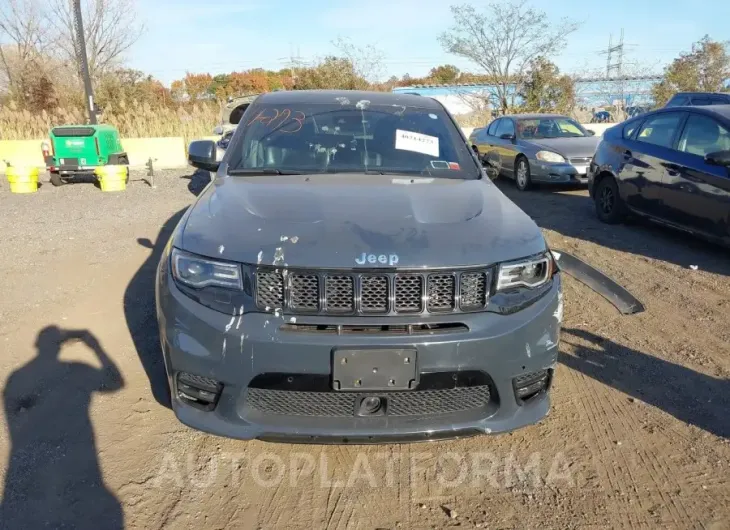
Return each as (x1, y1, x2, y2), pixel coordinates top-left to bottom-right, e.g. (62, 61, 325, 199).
(332, 36, 386, 84)
(439, 0, 581, 114)
(46, 0, 144, 81)
(0, 0, 52, 98)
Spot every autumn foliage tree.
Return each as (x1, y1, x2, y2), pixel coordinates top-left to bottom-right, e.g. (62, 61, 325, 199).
(519, 57, 575, 114)
(652, 36, 730, 106)
(294, 57, 369, 90)
(429, 64, 461, 84)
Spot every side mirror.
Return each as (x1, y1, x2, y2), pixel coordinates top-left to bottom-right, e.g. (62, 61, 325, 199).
(188, 140, 219, 171)
(705, 150, 730, 168)
(586, 129, 596, 136)
(471, 144, 479, 154)
(500, 133, 516, 142)
(213, 125, 224, 135)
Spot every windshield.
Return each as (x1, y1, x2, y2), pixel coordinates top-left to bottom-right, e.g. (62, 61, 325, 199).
(226, 100, 478, 178)
(517, 117, 587, 139)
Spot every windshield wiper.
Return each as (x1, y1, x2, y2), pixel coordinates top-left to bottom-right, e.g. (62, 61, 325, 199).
(228, 168, 303, 176)
(324, 168, 426, 176)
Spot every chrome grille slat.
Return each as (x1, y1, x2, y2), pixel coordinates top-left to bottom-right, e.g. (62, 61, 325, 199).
(395, 275, 423, 313)
(256, 271, 284, 308)
(361, 275, 389, 313)
(325, 275, 354, 312)
(427, 274, 456, 312)
(460, 272, 488, 310)
(255, 268, 491, 315)
(290, 274, 319, 311)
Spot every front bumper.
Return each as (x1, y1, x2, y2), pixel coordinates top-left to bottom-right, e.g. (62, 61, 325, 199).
(156, 264, 562, 444)
(530, 159, 589, 185)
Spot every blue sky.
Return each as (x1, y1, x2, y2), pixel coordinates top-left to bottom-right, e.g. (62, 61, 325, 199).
(129, 0, 729, 86)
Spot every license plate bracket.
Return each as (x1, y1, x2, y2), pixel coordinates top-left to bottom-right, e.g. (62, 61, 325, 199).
(332, 348, 418, 391)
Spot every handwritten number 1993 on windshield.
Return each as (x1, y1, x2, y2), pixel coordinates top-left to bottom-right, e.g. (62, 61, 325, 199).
(247, 109, 305, 133)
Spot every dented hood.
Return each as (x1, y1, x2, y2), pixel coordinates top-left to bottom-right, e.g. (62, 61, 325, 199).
(180, 174, 546, 269)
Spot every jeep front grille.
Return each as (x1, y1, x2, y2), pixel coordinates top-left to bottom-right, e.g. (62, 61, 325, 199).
(255, 268, 491, 315)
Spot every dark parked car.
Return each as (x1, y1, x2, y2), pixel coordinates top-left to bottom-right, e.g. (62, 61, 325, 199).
(588, 105, 730, 245)
(472, 114, 600, 191)
(663, 92, 730, 108)
(155, 90, 562, 443)
(626, 106, 649, 119)
(591, 110, 613, 123)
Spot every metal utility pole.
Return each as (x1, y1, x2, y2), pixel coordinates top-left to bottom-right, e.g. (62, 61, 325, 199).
(72, 0, 97, 124)
(600, 29, 625, 79)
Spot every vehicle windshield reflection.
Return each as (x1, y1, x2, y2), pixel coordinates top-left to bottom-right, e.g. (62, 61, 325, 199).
(228, 103, 479, 179)
(518, 118, 588, 140)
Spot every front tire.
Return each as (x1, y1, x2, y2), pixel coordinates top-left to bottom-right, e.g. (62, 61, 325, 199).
(594, 176, 626, 224)
(50, 171, 64, 187)
(515, 157, 532, 191)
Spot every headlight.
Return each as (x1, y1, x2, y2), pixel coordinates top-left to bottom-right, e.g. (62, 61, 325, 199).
(497, 252, 555, 291)
(535, 151, 566, 163)
(171, 248, 242, 290)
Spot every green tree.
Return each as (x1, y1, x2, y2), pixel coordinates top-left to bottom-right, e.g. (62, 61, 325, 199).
(652, 36, 730, 106)
(294, 57, 368, 90)
(429, 64, 461, 84)
(519, 57, 575, 114)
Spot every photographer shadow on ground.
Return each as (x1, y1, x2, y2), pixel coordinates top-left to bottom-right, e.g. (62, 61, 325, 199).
(559, 327, 730, 439)
(1, 326, 125, 529)
(125, 208, 187, 408)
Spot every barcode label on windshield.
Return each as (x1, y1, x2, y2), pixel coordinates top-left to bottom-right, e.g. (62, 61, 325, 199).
(395, 129, 439, 157)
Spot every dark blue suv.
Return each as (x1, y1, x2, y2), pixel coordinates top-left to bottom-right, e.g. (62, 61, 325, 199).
(587, 105, 730, 245)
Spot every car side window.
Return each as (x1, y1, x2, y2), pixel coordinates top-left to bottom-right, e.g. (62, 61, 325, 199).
(690, 97, 713, 106)
(496, 119, 515, 137)
(677, 114, 730, 157)
(486, 119, 500, 136)
(635, 113, 684, 149)
(623, 119, 641, 139)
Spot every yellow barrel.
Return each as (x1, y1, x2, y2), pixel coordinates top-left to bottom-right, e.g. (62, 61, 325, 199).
(6, 166, 39, 194)
(94, 165, 129, 192)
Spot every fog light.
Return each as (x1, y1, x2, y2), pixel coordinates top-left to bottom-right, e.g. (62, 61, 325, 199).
(513, 369, 551, 403)
(177, 372, 223, 410)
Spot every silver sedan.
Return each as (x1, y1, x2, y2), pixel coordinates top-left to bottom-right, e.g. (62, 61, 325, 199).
(471, 114, 600, 191)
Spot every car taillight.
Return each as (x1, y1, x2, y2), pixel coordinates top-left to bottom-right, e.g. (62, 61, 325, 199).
(41, 140, 52, 158)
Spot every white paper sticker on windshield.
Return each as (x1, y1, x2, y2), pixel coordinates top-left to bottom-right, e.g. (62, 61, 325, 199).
(395, 129, 439, 157)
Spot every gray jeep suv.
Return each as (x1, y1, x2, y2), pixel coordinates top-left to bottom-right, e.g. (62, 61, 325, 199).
(155, 90, 562, 443)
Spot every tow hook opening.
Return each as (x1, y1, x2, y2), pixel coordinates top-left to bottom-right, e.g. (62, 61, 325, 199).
(357, 396, 386, 416)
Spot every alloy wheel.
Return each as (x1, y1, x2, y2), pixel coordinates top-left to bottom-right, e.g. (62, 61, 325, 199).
(599, 185, 614, 215)
(516, 161, 528, 188)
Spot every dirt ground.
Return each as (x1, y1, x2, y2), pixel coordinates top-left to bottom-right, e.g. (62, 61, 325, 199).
(0, 171, 728, 530)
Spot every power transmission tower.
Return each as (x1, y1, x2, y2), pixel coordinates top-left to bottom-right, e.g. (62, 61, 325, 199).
(600, 28, 624, 79)
(283, 44, 303, 88)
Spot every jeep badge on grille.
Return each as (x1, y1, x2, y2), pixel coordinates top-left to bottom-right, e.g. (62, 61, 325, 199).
(355, 253, 399, 266)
